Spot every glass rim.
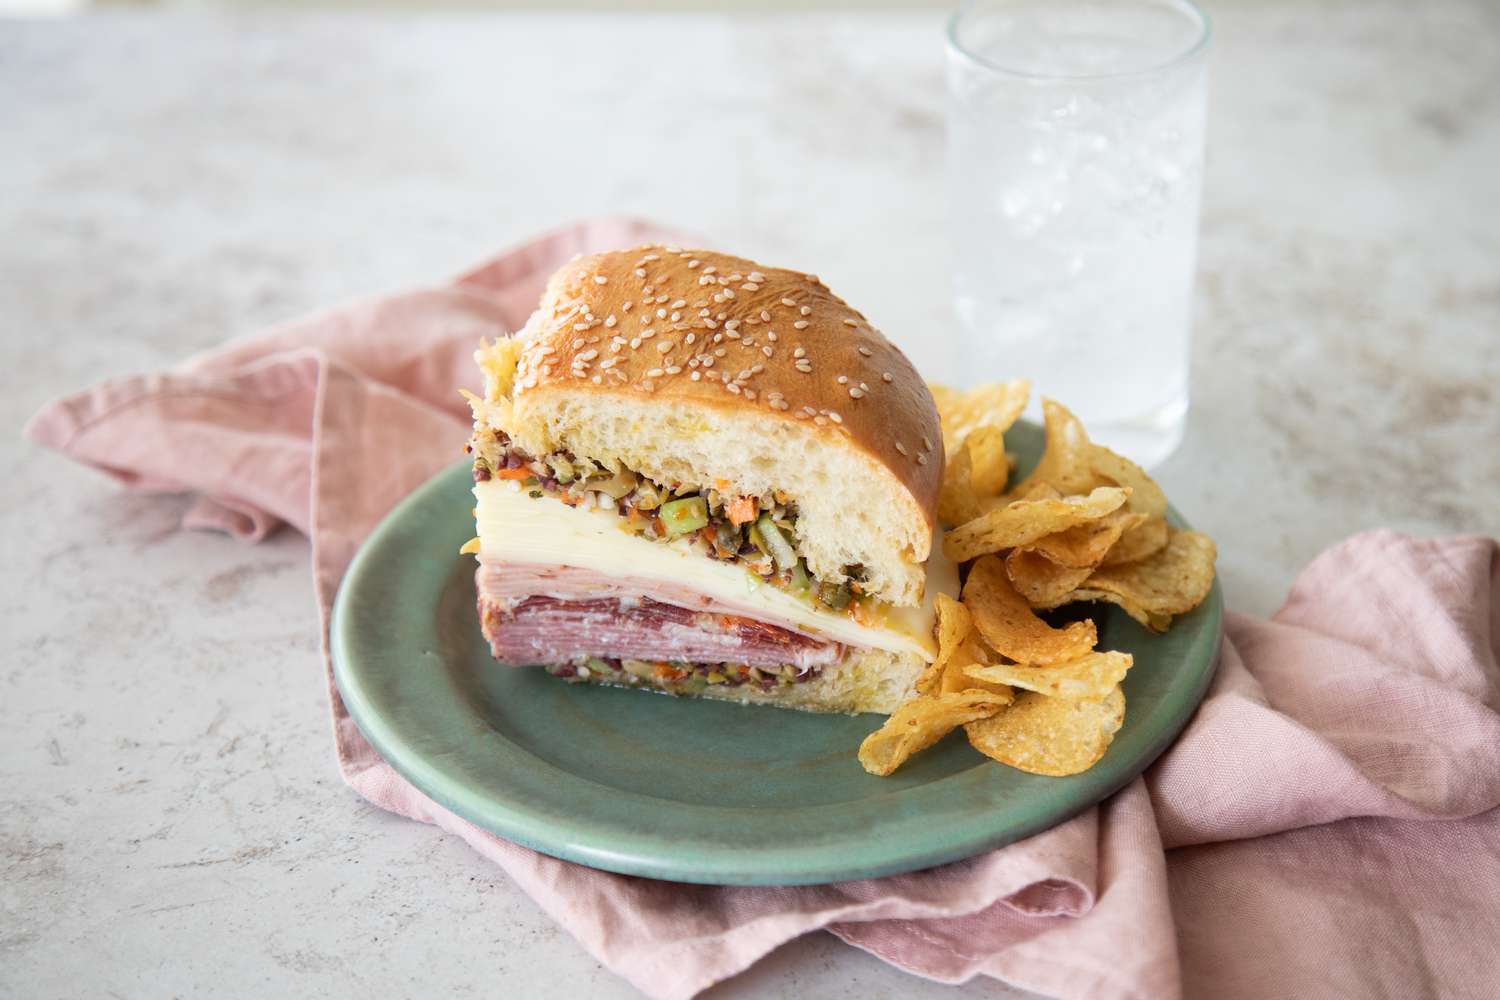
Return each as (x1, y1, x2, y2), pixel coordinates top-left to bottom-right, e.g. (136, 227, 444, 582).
(946, 0, 1212, 84)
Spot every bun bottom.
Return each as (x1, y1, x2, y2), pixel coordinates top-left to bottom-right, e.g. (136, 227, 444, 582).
(542, 646, 922, 716)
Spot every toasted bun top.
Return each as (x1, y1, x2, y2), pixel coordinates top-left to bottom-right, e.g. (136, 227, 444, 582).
(510, 246, 943, 526)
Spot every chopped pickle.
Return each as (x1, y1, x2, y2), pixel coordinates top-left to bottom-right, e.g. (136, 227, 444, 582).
(659, 496, 709, 537)
(788, 562, 812, 596)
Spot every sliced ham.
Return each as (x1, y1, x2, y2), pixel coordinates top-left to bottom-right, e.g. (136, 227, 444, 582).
(475, 561, 842, 670)
(479, 595, 841, 670)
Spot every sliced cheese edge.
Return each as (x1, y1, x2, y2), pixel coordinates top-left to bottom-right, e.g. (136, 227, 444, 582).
(473, 479, 955, 661)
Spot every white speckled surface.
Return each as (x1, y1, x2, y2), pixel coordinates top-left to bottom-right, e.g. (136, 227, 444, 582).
(4, 6, 1498, 998)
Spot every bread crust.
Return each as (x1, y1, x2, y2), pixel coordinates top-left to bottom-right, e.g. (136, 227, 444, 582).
(510, 246, 943, 528)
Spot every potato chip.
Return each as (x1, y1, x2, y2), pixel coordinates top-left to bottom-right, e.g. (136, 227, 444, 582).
(1028, 509, 1148, 569)
(962, 556, 1097, 664)
(943, 486, 1130, 563)
(915, 594, 972, 695)
(1004, 547, 1095, 607)
(965, 651, 1132, 701)
(1101, 516, 1170, 566)
(931, 379, 1031, 452)
(1090, 445, 1168, 519)
(1061, 529, 1217, 631)
(858, 689, 1010, 776)
(938, 635, 1014, 700)
(1009, 398, 1097, 497)
(965, 425, 1011, 496)
(964, 686, 1126, 776)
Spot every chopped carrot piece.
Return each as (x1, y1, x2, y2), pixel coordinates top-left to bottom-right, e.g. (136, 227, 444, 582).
(726, 496, 757, 525)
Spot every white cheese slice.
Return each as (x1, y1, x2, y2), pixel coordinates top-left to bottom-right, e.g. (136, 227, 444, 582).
(473, 479, 956, 661)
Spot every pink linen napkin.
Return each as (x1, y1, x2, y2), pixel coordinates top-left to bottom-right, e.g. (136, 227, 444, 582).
(25, 217, 1500, 1000)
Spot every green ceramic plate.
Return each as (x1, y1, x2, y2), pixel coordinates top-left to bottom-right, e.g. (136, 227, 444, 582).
(331, 422, 1222, 885)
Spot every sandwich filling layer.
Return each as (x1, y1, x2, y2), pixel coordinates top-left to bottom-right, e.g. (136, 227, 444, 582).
(473, 440, 877, 617)
(473, 479, 954, 662)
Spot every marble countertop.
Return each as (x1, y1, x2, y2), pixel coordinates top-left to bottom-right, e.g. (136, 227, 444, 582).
(5, 4, 1498, 998)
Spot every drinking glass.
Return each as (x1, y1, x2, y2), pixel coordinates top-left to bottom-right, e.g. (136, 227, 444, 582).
(946, 0, 1210, 466)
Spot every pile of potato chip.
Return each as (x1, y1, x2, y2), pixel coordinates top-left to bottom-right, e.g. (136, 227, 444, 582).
(859, 382, 1217, 778)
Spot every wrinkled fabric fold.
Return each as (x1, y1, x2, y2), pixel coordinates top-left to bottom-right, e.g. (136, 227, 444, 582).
(24, 217, 1500, 1000)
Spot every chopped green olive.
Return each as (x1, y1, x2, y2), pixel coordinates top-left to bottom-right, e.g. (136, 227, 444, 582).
(755, 514, 798, 571)
(659, 496, 709, 537)
(817, 580, 853, 611)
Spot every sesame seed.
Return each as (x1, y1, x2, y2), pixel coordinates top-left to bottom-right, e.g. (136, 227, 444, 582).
(642, 285, 655, 297)
(794, 320, 809, 329)
(605, 315, 617, 328)
(644, 254, 660, 262)
(592, 375, 602, 384)
(800, 305, 811, 316)
(843, 318, 859, 327)
(828, 412, 843, 424)
(657, 341, 673, 353)
(622, 301, 634, 312)
(577, 349, 598, 361)
(923, 436, 934, 451)
(917, 453, 928, 465)
(688, 259, 701, 269)
(665, 365, 682, 374)
(751, 363, 765, 374)
(572, 323, 589, 331)
(849, 387, 863, 399)
(759, 310, 771, 322)
(858, 346, 873, 357)
(635, 268, 647, 278)
(725, 319, 741, 331)
(723, 288, 736, 299)
(702, 319, 716, 330)
(727, 383, 741, 395)
(646, 367, 664, 378)
(703, 266, 717, 275)
(882, 372, 894, 382)
(690, 371, 701, 381)
(594, 275, 608, 285)
(814, 415, 828, 426)
(738, 369, 752, 380)
(895, 442, 909, 455)
(670, 311, 681, 322)
(793, 347, 806, 358)
(656, 308, 667, 319)
(702, 356, 715, 367)
(762, 346, 773, 357)
(860, 382, 869, 391)
(656, 294, 669, 304)
(837, 375, 849, 384)
(767, 330, 778, 342)
(781, 298, 796, 307)
(742, 283, 760, 291)
(671, 299, 686, 309)
(630, 338, 642, 349)
(795, 360, 813, 373)
(715, 348, 727, 357)
(685, 333, 697, 344)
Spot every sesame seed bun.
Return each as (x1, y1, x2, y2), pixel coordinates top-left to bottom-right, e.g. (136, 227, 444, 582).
(480, 245, 943, 606)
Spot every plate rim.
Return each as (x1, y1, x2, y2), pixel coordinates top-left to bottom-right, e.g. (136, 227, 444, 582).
(331, 435, 1223, 886)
